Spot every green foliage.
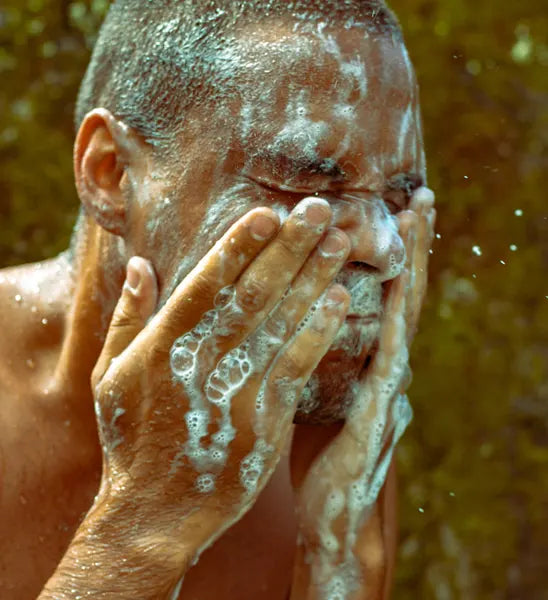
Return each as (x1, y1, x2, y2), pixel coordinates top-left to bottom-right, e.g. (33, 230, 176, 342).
(0, 1, 546, 597)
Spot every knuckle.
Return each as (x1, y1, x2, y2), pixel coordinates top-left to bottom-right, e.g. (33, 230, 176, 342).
(187, 270, 217, 303)
(262, 314, 290, 342)
(236, 276, 269, 313)
(276, 235, 304, 262)
(279, 348, 305, 380)
(112, 302, 138, 331)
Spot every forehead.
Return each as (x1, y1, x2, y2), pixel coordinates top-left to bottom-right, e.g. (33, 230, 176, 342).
(221, 23, 422, 184)
(233, 23, 415, 103)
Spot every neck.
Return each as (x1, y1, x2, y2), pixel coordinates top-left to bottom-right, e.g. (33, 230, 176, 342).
(52, 214, 127, 397)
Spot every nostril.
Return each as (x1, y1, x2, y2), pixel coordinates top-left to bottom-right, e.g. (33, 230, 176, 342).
(346, 261, 378, 274)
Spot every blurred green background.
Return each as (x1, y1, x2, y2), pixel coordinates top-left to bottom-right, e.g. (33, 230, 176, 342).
(0, 0, 546, 597)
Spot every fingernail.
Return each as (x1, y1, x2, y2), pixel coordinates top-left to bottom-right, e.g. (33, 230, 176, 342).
(325, 284, 347, 307)
(304, 200, 330, 226)
(126, 258, 141, 295)
(414, 187, 435, 209)
(320, 229, 346, 256)
(250, 213, 278, 240)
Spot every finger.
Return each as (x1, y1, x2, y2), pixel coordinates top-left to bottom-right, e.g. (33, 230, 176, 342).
(368, 269, 410, 383)
(234, 197, 332, 316)
(179, 197, 334, 361)
(222, 227, 350, 359)
(254, 284, 350, 442)
(409, 186, 435, 214)
(92, 257, 158, 386)
(408, 191, 436, 341)
(152, 208, 280, 348)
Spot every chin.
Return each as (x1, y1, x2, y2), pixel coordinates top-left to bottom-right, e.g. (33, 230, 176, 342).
(293, 352, 369, 425)
(292, 318, 379, 425)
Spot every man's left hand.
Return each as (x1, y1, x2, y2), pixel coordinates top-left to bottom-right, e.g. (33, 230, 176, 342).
(289, 188, 436, 599)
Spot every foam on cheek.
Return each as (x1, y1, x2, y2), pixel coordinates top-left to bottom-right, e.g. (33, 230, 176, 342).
(398, 105, 413, 164)
(163, 182, 255, 303)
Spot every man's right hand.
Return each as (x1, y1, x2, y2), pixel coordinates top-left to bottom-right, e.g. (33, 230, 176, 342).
(90, 197, 351, 561)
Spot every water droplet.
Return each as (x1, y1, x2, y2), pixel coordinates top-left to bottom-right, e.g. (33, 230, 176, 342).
(509, 244, 518, 251)
(429, 249, 434, 255)
(418, 507, 425, 513)
(472, 274, 477, 279)
(500, 260, 506, 265)
(436, 233, 442, 239)
(463, 175, 469, 180)
(15, 294, 22, 303)
(514, 209, 523, 217)
(472, 245, 482, 256)
(449, 492, 456, 497)
(31, 306, 38, 313)
(41, 318, 48, 325)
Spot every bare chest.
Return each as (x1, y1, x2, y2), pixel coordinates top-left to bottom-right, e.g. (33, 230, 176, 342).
(0, 406, 297, 600)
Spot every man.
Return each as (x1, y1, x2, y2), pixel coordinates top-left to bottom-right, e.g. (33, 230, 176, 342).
(0, 0, 435, 598)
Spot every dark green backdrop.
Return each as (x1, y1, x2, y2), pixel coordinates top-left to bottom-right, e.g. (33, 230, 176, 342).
(1, 1, 547, 597)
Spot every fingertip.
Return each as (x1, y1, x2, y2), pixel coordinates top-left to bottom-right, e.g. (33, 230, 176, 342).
(325, 283, 351, 312)
(411, 186, 436, 211)
(125, 256, 158, 319)
(248, 207, 281, 241)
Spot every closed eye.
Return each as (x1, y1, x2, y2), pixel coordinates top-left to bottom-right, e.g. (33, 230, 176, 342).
(382, 172, 424, 213)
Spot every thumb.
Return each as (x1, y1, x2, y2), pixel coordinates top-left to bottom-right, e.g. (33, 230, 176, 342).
(93, 257, 158, 385)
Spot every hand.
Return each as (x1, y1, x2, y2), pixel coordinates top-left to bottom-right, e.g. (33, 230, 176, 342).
(90, 197, 353, 562)
(289, 188, 436, 599)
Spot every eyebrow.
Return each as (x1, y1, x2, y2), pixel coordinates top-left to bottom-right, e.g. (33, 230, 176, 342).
(384, 172, 424, 194)
(249, 148, 424, 194)
(251, 148, 348, 183)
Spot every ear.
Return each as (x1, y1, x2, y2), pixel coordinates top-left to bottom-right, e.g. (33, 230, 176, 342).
(74, 109, 133, 236)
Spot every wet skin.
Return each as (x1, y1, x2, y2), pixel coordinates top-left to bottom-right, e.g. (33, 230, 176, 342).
(0, 22, 434, 600)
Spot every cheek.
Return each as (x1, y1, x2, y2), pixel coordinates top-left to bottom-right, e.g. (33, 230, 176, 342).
(157, 181, 262, 304)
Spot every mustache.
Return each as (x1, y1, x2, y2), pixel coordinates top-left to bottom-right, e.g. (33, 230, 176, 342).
(334, 265, 383, 317)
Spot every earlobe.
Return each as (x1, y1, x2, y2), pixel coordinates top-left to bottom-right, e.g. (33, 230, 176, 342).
(74, 109, 130, 236)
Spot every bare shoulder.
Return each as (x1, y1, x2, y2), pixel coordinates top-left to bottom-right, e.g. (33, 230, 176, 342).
(0, 255, 72, 384)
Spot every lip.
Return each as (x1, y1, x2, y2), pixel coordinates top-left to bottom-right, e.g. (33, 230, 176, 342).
(345, 313, 379, 322)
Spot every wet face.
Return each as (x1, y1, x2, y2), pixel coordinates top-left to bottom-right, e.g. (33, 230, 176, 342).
(123, 22, 425, 424)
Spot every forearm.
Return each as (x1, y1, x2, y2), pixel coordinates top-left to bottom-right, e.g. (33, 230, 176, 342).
(290, 504, 386, 600)
(290, 461, 398, 600)
(38, 494, 192, 600)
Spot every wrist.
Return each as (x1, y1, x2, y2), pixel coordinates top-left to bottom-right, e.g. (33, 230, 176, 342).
(39, 491, 198, 600)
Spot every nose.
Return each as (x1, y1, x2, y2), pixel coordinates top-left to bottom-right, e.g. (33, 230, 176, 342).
(330, 195, 406, 282)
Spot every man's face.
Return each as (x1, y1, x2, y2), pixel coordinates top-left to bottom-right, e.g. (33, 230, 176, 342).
(125, 22, 425, 424)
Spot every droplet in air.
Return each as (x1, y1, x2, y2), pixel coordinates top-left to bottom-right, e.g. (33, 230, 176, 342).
(31, 306, 38, 313)
(15, 294, 22, 303)
(472, 245, 482, 256)
(514, 209, 523, 217)
(436, 233, 442, 240)
(41, 318, 48, 325)
(509, 244, 518, 251)
(500, 260, 506, 265)
(418, 507, 425, 513)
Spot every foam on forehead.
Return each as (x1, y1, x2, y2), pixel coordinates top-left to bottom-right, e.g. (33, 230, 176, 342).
(76, 0, 403, 152)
